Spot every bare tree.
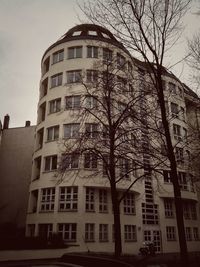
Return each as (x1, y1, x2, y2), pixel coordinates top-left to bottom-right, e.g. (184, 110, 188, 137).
(80, 0, 191, 265)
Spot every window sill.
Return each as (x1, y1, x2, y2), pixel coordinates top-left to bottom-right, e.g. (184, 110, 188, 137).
(58, 209, 78, 212)
(43, 170, 57, 173)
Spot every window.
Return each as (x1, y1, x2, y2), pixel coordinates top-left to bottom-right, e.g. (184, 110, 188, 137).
(185, 227, 192, 241)
(61, 153, 79, 169)
(40, 188, 55, 212)
(41, 78, 48, 98)
(52, 49, 64, 64)
(86, 70, 98, 83)
(47, 125, 59, 141)
(58, 223, 77, 242)
(85, 123, 98, 138)
(178, 172, 187, 190)
(99, 224, 108, 242)
(164, 199, 174, 218)
(124, 225, 136, 242)
(123, 193, 135, 215)
(72, 31, 81, 36)
(169, 82, 176, 94)
(85, 188, 95, 212)
(84, 153, 97, 169)
(85, 223, 95, 242)
(171, 102, 179, 118)
(38, 224, 53, 239)
(117, 53, 125, 69)
(103, 48, 112, 61)
(67, 70, 81, 83)
(191, 203, 197, 220)
(163, 170, 172, 183)
(183, 202, 190, 219)
(166, 226, 176, 241)
(49, 98, 61, 114)
(51, 73, 62, 88)
(68, 46, 82, 59)
(66, 95, 81, 109)
(42, 57, 50, 75)
(44, 155, 57, 171)
(180, 107, 185, 121)
(63, 124, 80, 138)
(36, 128, 44, 149)
(87, 46, 98, 58)
(142, 203, 159, 225)
(84, 96, 98, 109)
(99, 189, 108, 213)
(173, 124, 181, 140)
(193, 227, 199, 240)
(175, 148, 184, 164)
(182, 128, 187, 140)
(88, 30, 98, 36)
(59, 187, 78, 211)
(119, 157, 130, 179)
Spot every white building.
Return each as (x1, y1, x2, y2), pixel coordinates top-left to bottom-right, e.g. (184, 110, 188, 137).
(26, 24, 200, 254)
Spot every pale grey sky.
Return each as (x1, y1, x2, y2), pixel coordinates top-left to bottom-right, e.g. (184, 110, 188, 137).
(0, 0, 199, 128)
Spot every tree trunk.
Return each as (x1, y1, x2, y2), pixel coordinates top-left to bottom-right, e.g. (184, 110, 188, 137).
(157, 71, 188, 266)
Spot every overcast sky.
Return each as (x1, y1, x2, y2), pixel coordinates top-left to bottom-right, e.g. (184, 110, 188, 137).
(0, 0, 199, 128)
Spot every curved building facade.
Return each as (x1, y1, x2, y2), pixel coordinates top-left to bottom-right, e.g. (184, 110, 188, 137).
(26, 24, 200, 254)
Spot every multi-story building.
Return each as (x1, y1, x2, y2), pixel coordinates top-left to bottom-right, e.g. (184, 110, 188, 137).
(26, 24, 200, 254)
(0, 115, 35, 235)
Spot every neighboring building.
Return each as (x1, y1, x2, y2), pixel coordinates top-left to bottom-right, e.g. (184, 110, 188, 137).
(0, 115, 35, 235)
(26, 24, 200, 254)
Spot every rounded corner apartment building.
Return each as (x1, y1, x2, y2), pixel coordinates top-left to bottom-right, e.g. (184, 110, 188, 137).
(26, 24, 200, 254)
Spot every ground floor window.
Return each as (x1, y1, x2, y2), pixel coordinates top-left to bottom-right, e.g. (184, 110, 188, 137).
(166, 226, 176, 241)
(85, 223, 95, 242)
(99, 224, 108, 242)
(58, 223, 77, 242)
(124, 225, 137, 242)
(38, 224, 53, 239)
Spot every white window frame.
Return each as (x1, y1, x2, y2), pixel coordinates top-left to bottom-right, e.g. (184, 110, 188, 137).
(123, 193, 135, 215)
(58, 223, 77, 242)
(84, 153, 98, 169)
(68, 46, 82, 59)
(166, 226, 176, 241)
(40, 188, 55, 212)
(185, 227, 192, 241)
(61, 153, 79, 169)
(51, 73, 62, 88)
(44, 155, 57, 171)
(85, 187, 95, 212)
(59, 187, 78, 211)
(173, 124, 181, 141)
(164, 199, 174, 218)
(52, 49, 64, 64)
(63, 124, 80, 138)
(171, 102, 179, 118)
(87, 46, 98, 58)
(99, 224, 108, 242)
(193, 227, 199, 241)
(47, 125, 59, 141)
(85, 223, 95, 242)
(124, 225, 136, 242)
(85, 123, 98, 138)
(67, 70, 81, 83)
(84, 96, 98, 109)
(99, 189, 108, 213)
(65, 95, 81, 109)
(49, 98, 61, 114)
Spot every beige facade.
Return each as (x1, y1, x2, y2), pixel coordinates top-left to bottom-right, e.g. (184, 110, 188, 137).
(26, 24, 200, 254)
(0, 118, 35, 233)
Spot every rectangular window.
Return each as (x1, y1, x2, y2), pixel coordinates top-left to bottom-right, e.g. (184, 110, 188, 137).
(193, 227, 199, 241)
(84, 96, 98, 109)
(175, 148, 184, 164)
(63, 124, 80, 138)
(85, 123, 98, 138)
(183, 202, 190, 219)
(41, 78, 48, 98)
(84, 153, 97, 169)
(42, 57, 50, 75)
(44, 155, 57, 171)
(86, 70, 98, 83)
(66, 95, 81, 109)
(123, 193, 135, 215)
(40, 188, 55, 212)
(68, 46, 82, 59)
(171, 102, 179, 118)
(178, 172, 187, 190)
(173, 124, 181, 140)
(99, 189, 108, 213)
(59, 187, 78, 211)
(85, 223, 95, 242)
(163, 170, 171, 183)
(119, 157, 130, 179)
(58, 223, 77, 242)
(49, 98, 61, 114)
(61, 153, 79, 169)
(166, 226, 176, 241)
(124, 225, 136, 242)
(52, 49, 64, 64)
(164, 199, 174, 218)
(38, 224, 53, 239)
(191, 203, 197, 220)
(85, 188, 95, 212)
(87, 46, 98, 58)
(67, 70, 81, 83)
(185, 227, 192, 241)
(103, 48, 112, 62)
(51, 73, 62, 88)
(47, 125, 59, 141)
(117, 53, 126, 69)
(180, 107, 185, 121)
(169, 82, 176, 94)
(99, 224, 108, 242)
